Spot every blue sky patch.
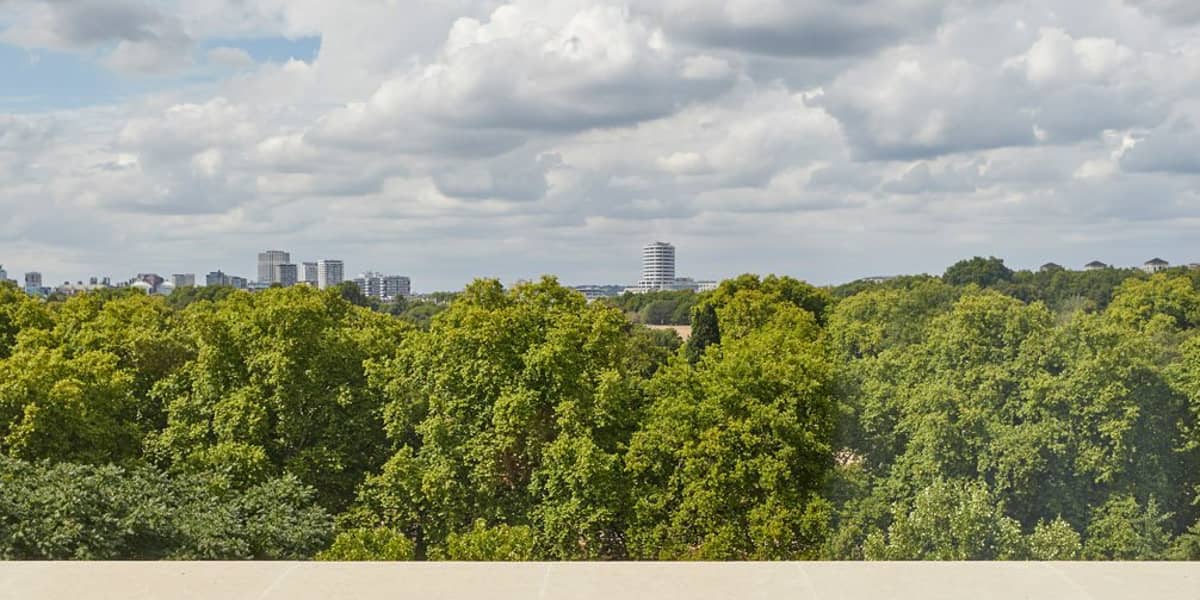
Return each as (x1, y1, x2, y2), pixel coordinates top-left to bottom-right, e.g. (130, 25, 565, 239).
(202, 36, 321, 64)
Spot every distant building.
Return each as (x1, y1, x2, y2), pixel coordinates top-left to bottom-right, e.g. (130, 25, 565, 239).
(1039, 263, 1064, 273)
(383, 275, 411, 298)
(1084, 261, 1108, 271)
(857, 276, 896, 285)
(0, 265, 7, 283)
(637, 242, 676, 292)
(1142, 258, 1170, 274)
(206, 270, 228, 287)
(277, 264, 299, 287)
(672, 278, 715, 292)
(301, 262, 319, 285)
(318, 260, 344, 290)
(136, 273, 165, 294)
(573, 285, 625, 301)
(354, 272, 382, 298)
(172, 273, 196, 288)
(24, 272, 42, 295)
(257, 250, 290, 284)
(355, 272, 411, 300)
(230, 276, 248, 290)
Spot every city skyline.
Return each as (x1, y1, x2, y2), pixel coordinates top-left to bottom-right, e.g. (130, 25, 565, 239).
(4, 243, 1192, 297)
(3, 1, 1200, 291)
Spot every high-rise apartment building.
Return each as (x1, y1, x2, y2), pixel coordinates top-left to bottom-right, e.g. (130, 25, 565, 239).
(638, 242, 676, 291)
(24, 272, 43, 295)
(257, 250, 290, 284)
(317, 260, 344, 290)
(277, 263, 299, 287)
(301, 262, 319, 285)
(172, 274, 196, 288)
(0, 265, 7, 283)
(383, 275, 411, 298)
(354, 272, 383, 298)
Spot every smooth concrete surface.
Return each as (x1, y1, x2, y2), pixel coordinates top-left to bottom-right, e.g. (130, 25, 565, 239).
(0, 562, 1197, 600)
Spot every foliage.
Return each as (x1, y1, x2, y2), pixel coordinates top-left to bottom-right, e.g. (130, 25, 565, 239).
(146, 285, 408, 509)
(316, 528, 415, 561)
(1082, 496, 1172, 560)
(627, 292, 835, 559)
(439, 520, 537, 561)
(603, 291, 699, 326)
(943, 256, 1015, 287)
(166, 286, 240, 310)
(0, 457, 331, 560)
(863, 479, 1024, 560)
(1, 267, 1199, 560)
(685, 274, 832, 362)
(349, 277, 659, 559)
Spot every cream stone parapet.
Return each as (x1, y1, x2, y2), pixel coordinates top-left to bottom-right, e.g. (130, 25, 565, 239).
(0, 561, 1196, 600)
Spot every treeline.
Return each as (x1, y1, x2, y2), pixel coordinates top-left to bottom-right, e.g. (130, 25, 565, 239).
(1, 258, 1199, 560)
(601, 290, 698, 325)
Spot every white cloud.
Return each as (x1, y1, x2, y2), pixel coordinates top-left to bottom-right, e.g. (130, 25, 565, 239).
(3, 0, 1200, 289)
(1, 0, 195, 73)
(207, 46, 254, 67)
(646, 0, 946, 58)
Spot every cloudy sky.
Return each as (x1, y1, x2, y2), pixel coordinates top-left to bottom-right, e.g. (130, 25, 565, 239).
(2, 0, 1199, 291)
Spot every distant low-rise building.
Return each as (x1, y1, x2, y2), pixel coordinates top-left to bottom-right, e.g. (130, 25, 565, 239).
(355, 272, 411, 300)
(1142, 258, 1170, 274)
(1040, 263, 1064, 273)
(857, 276, 896, 285)
(573, 285, 625, 301)
(1084, 261, 1108, 271)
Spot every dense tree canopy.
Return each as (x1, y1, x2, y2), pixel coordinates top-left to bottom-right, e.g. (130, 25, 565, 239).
(2, 265, 1199, 560)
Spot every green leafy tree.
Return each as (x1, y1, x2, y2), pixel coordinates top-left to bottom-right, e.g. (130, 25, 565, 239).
(317, 528, 415, 561)
(350, 277, 657, 559)
(0, 349, 140, 463)
(686, 274, 831, 362)
(1083, 496, 1172, 560)
(0, 458, 331, 560)
(863, 479, 1025, 560)
(147, 285, 408, 509)
(439, 520, 536, 561)
(627, 294, 835, 559)
(943, 256, 1015, 287)
(1026, 518, 1083, 560)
